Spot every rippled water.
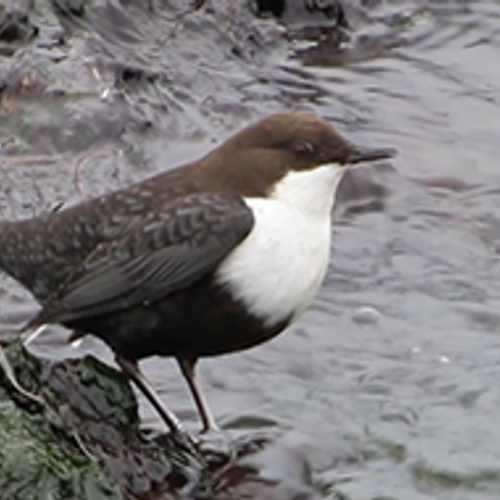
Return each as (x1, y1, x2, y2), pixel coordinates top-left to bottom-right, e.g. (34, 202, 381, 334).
(2, 0, 500, 498)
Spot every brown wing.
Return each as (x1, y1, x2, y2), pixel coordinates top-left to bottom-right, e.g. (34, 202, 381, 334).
(29, 193, 253, 326)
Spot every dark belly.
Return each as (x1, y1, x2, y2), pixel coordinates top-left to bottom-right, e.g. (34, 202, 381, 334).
(66, 275, 289, 361)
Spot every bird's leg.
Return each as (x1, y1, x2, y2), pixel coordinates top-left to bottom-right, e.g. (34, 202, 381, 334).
(115, 355, 184, 436)
(177, 357, 218, 433)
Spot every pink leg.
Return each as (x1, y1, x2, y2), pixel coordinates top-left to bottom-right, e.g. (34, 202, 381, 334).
(177, 358, 218, 432)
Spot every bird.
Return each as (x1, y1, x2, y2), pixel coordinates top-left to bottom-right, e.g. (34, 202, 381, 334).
(0, 111, 395, 437)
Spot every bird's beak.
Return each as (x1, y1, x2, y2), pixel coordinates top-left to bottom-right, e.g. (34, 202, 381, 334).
(346, 145, 397, 165)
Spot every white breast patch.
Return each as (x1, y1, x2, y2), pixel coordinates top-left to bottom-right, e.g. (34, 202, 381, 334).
(215, 164, 345, 327)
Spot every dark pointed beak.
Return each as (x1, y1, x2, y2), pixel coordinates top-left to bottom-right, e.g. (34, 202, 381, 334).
(346, 145, 397, 165)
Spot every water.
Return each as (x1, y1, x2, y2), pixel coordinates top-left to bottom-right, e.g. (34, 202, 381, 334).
(1, 0, 500, 498)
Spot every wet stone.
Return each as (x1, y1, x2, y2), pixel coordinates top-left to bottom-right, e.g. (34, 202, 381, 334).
(0, 341, 326, 500)
(0, 3, 38, 45)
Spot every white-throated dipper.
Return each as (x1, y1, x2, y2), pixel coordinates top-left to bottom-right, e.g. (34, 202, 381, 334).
(0, 112, 395, 436)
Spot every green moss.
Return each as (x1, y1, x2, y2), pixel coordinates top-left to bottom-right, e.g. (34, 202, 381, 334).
(412, 461, 500, 491)
(0, 403, 121, 500)
(375, 440, 407, 463)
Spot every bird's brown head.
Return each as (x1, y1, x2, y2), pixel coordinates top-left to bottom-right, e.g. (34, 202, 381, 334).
(197, 111, 396, 197)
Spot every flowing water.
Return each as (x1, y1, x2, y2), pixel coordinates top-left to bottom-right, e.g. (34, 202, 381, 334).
(1, 0, 500, 498)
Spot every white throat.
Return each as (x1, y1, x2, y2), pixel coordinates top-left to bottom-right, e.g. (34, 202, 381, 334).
(271, 163, 345, 215)
(216, 163, 346, 327)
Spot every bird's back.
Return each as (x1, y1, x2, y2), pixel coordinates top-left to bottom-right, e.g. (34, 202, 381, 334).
(0, 211, 101, 302)
(0, 166, 198, 303)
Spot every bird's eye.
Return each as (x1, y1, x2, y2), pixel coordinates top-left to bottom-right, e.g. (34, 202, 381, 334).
(292, 141, 316, 156)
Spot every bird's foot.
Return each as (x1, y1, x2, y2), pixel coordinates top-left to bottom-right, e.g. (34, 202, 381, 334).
(196, 426, 234, 469)
(169, 428, 203, 459)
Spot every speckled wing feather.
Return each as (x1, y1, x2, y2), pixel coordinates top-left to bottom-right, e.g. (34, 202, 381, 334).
(31, 193, 254, 325)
